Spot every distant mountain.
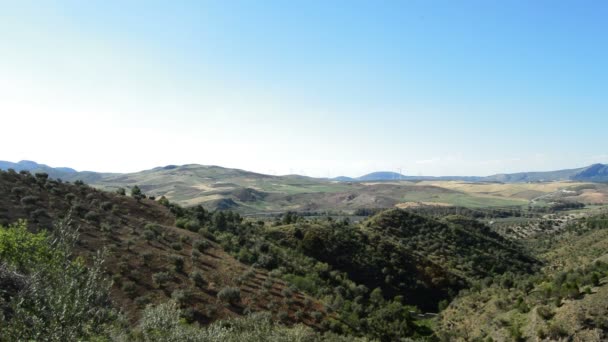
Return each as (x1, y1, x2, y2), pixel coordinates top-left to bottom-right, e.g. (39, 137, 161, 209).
(332, 176, 356, 182)
(0, 160, 112, 183)
(484, 163, 608, 183)
(572, 163, 608, 182)
(330, 164, 608, 183)
(0, 160, 78, 179)
(357, 171, 407, 181)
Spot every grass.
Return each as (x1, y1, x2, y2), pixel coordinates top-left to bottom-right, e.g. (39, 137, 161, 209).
(399, 191, 528, 208)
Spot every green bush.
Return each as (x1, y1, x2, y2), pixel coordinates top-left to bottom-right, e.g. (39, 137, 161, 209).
(153, 271, 171, 288)
(170, 241, 182, 251)
(170, 255, 185, 273)
(193, 239, 210, 252)
(190, 270, 205, 287)
(217, 286, 241, 305)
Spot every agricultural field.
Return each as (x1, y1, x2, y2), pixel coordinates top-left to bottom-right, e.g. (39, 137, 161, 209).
(88, 165, 608, 214)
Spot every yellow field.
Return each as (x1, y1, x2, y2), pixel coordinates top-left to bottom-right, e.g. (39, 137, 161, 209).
(417, 181, 590, 200)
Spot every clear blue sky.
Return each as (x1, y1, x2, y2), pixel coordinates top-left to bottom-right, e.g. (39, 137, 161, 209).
(1, 1, 606, 177)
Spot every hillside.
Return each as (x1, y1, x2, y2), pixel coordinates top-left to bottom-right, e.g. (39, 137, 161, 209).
(1, 160, 607, 214)
(0, 169, 326, 329)
(484, 163, 608, 183)
(436, 211, 608, 341)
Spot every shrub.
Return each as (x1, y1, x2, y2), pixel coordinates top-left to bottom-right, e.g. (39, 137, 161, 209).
(281, 287, 294, 298)
(84, 211, 99, 222)
(0, 217, 115, 341)
(190, 270, 205, 287)
(30, 208, 48, 220)
(190, 248, 202, 262)
(143, 229, 156, 241)
(153, 271, 171, 288)
(65, 193, 76, 202)
(100, 201, 113, 211)
(193, 239, 210, 253)
(311, 311, 323, 323)
(170, 255, 185, 273)
(547, 322, 568, 339)
(170, 241, 182, 251)
(134, 296, 151, 308)
(217, 286, 241, 305)
(536, 305, 554, 320)
(131, 186, 143, 201)
(141, 251, 153, 266)
(122, 281, 137, 298)
(175, 218, 188, 229)
(20, 195, 39, 206)
(184, 220, 200, 232)
(171, 289, 192, 307)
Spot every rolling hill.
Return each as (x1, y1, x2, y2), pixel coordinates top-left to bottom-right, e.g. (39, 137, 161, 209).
(1, 160, 607, 213)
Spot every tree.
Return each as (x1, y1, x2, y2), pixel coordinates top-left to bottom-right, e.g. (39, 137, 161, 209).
(131, 186, 144, 201)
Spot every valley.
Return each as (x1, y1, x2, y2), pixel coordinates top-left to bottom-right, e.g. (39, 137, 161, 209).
(1, 164, 607, 341)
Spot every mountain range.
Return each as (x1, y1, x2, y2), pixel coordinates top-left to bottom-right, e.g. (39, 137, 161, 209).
(3, 160, 607, 183)
(1, 160, 607, 211)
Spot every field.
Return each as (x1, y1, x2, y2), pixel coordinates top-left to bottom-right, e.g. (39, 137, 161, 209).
(85, 164, 608, 214)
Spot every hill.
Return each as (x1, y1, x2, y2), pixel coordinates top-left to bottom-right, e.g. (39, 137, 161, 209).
(484, 163, 608, 183)
(356, 171, 407, 181)
(436, 211, 608, 341)
(1, 160, 607, 213)
(0, 169, 326, 330)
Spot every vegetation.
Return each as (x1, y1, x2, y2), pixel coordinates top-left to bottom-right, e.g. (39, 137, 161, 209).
(1, 168, 607, 341)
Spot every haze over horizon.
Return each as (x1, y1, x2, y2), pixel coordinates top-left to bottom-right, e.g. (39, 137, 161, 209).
(2, 1, 607, 177)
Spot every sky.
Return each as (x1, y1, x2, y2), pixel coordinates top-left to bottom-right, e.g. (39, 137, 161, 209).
(1, 1, 607, 177)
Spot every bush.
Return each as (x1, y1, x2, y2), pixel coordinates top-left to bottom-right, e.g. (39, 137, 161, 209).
(20, 195, 39, 206)
(193, 239, 210, 253)
(141, 251, 153, 266)
(84, 211, 99, 222)
(217, 286, 241, 305)
(0, 217, 115, 341)
(100, 201, 113, 211)
(134, 296, 151, 308)
(170, 241, 183, 251)
(171, 289, 192, 307)
(143, 229, 156, 242)
(170, 255, 185, 273)
(122, 280, 137, 298)
(536, 305, 554, 320)
(153, 271, 171, 288)
(190, 270, 205, 287)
